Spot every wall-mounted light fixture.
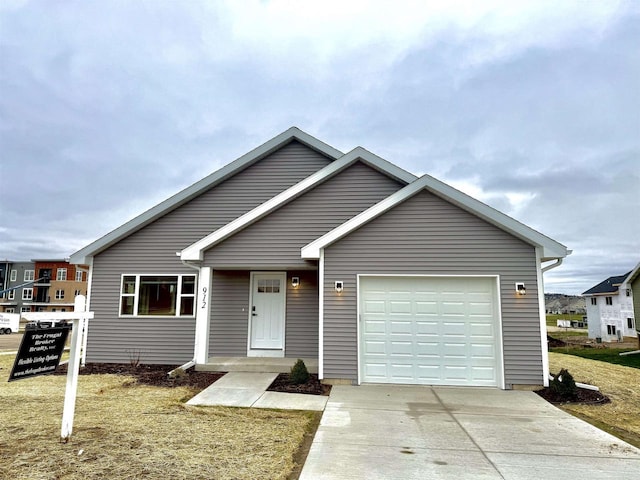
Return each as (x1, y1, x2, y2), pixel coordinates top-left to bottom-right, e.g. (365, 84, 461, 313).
(515, 282, 526, 295)
(291, 277, 300, 289)
(335, 281, 344, 294)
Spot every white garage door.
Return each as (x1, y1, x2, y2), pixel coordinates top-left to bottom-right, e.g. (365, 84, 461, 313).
(360, 276, 501, 387)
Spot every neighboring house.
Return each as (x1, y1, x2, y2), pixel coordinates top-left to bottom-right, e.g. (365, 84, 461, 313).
(624, 262, 640, 341)
(583, 270, 636, 341)
(29, 259, 89, 313)
(71, 127, 569, 389)
(0, 260, 36, 313)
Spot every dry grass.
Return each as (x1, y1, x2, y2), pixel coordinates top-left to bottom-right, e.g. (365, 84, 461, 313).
(0, 356, 314, 480)
(549, 352, 640, 447)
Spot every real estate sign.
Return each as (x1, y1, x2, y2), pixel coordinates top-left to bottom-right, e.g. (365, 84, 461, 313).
(8, 324, 71, 382)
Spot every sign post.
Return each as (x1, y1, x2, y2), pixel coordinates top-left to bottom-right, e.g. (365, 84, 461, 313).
(13, 295, 93, 442)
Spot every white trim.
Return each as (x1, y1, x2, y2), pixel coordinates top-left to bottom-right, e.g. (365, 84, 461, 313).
(536, 247, 550, 388)
(194, 267, 211, 364)
(118, 273, 197, 318)
(356, 274, 505, 389)
(318, 250, 325, 379)
(181, 147, 416, 261)
(70, 127, 344, 265)
(247, 272, 286, 357)
(302, 175, 569, 261)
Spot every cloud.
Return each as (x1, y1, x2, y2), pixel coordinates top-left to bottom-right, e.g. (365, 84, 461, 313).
(0, 1, 638, 294)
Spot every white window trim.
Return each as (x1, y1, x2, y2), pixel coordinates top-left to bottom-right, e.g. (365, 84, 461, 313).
(57, 268, 68, 281)
(10, 270, 17, 282)
(8, 290, 15, 300)
(55, 289, 65, 300)
(24, 270, 35, 281)
(76, 271, 83, 282)
(22, 288, 33, 300)
(119, 274, 197, 317)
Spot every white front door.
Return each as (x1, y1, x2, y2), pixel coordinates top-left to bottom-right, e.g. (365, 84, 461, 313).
(249, 272, 286, 355)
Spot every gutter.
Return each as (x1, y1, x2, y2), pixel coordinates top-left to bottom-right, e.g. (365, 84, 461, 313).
(542, 258, 563, 273)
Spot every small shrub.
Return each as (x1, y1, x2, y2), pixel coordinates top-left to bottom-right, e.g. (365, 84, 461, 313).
(550, 368, 578, 399)
(290, 359, 310, 385)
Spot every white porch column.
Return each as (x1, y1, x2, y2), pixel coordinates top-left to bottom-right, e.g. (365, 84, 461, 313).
(194, 267, 212, 364)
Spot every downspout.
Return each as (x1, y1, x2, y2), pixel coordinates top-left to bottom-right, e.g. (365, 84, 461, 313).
(537, 253, 569, 387)
(168, 256, 202, 376)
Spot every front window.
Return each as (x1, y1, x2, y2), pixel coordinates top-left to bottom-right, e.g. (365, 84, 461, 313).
(607, 325, 616, 335)
(10, 270, 17, 281)
(590, 297, 597, 305)
(605, 296, 613, 306)
(8, 290, 15, 300)
(57, 268, 67, 281)
(22, 288, 33, 300)
(55, 289, 65, 300)
(21, 306, 31, 313)
(76, 271, 83, 282)
(120, 274, 196, 317)
(24, 270, 35, 282)
(628, 318, 635, 329)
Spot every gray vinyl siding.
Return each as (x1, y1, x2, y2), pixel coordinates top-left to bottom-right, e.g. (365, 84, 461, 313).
(208, 270, 319, 358)
(205, 162, 404, 269)
(87, 141, 332, 364)
(210, 271, 250, 356)
(285, 270, 319, 358)
(323, 190, 541, 386)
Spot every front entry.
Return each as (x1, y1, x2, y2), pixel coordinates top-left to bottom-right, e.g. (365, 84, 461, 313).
(249, 272, 286, 357)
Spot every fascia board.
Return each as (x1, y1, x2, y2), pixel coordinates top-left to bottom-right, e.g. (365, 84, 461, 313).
(302, 174, 569, 260)
(181, 147, 417, 261)
(69, 127, 343, 265)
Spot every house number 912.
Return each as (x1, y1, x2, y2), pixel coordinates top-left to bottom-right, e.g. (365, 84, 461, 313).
(201, 286, 207, 309)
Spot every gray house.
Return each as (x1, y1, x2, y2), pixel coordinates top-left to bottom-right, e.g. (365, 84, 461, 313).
(71, 128, 569, 389)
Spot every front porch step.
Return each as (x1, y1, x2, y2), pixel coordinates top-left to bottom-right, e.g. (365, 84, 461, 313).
(196, 356, 318, 374)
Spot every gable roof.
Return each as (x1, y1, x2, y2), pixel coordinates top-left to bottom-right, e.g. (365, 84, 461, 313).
(582, 271, 633, 296)
(180, 147, 416, 261)
(301, 173, 570, 261)
(625, 262, 640, 285)
(70, 127, 344, 265)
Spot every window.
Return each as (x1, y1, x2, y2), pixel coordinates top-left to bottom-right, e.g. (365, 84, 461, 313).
(5, 308, 15, 313)
(257, 279, 281, 293)
(57, 268, 67, 281)
(605, 296, 613, 305)
(76, 271, 83, 282)
(590, 297, 597, 305)
(55, 289, 65, 300)
(21, 306, 31, 313)
(74, 289, 82, 297)
(607, 325, 616, 335)
(22, 288, 33, 300)
(120, 275, 196, 317)
(626, 288, 631, 297)
(8, 290, 15, 300)
(10, 270, 17, 282)
(24, 270, 35, 281)
(628, 318, 635, 329)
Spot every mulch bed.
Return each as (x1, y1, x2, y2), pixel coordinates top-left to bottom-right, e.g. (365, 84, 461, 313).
(267, 373, 331, 396)
(54, 363, 331, 395)
(535, 386, 611, 405)
(54, 363, 224, 389)
(547, 335, 567, 348)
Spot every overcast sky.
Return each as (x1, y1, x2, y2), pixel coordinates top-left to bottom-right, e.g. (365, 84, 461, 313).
(1, 1, 638, 295)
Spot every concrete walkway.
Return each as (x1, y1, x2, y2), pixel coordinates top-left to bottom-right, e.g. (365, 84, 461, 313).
(186, 372, 328, 411)
(300, 385, 640, 480)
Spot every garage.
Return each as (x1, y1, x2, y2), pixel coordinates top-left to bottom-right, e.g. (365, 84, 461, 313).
(359, 276, 502, 387)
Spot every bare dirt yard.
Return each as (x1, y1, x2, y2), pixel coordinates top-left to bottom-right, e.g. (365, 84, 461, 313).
(0, 355, 317, 480)
(548, 352, 640, 448)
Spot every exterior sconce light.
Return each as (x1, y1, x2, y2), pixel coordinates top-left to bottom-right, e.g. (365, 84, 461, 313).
(515, 282, 526, 295)
(335, 281, 344, 294)
(291, 277, 300, 289)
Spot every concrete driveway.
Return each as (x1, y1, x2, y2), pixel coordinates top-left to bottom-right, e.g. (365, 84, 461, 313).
(300, 385, 640, 480)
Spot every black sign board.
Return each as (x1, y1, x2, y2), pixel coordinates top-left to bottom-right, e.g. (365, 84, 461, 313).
(8, 324, 72, 382)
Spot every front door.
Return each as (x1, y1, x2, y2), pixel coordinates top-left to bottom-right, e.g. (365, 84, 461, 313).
(249, 272, 286, 355)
